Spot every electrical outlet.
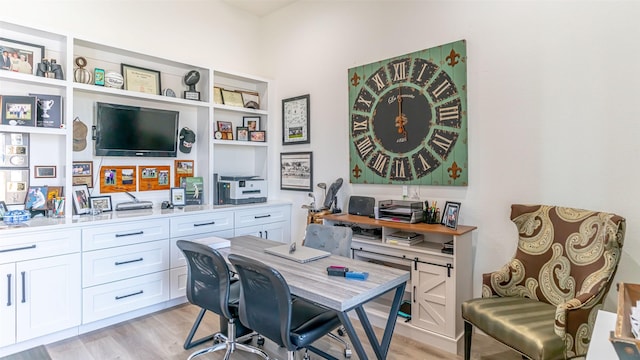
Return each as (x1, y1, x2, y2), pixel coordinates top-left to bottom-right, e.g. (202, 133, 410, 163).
(402, 186, 408, 197)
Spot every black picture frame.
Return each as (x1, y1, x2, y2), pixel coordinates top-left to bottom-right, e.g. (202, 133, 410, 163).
(29, 93, 63, 128)
(34, 165, 56, 178)
(280, 151, 313, 191)
(441, 201, 461, 229)
(72, 184, 91, 215)
(89, 195, 112, 212)
(171, 187, 186, 207)
(243, 116, 260, 131)
(236, 127, 249, 141)
(1, 95, 36, 127)
(0, 37, 44, 75)
(249, 130, 266, 142)
(121, 63, 162, 95)
(282, 94, 310, 145)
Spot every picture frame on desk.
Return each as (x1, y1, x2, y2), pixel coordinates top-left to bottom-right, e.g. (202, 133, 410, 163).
(89, 195, 112, 212)
(280, 151, 313, 191)
(441, 201, 461, 229)
(0, 37, 44, 75)
(72, 184, 90, 215)
(121, 63, 161, 95)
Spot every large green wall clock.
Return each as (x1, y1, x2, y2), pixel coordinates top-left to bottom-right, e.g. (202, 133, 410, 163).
(348, 40, 467, 186)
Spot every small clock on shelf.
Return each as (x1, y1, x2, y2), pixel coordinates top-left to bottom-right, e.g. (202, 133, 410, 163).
(214, 131, 223, 140)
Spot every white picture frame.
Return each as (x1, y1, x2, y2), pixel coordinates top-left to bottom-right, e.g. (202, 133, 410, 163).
(171, 187, 186, 206)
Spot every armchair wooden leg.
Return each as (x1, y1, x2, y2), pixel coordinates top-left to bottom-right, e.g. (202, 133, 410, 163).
(464, 321, 472, 360)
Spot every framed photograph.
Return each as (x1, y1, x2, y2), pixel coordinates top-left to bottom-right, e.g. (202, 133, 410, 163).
(0, 37, 44, 75)
(28, 93, 63, 128)
(72, 161, 93, 188)
(221, 89, 244, 107)
(25, 185, 48, 210)
(236, 127, 249, 141)
(0, 169, 29, 204)
(174, 159, 194, 187)
(94, 68, 105, 86)
(0, 201, 7, 218)
(280, 151, 313, 191)
(213, 87, 223, 104)
(441, 201, 461, 229)
(282, 94, 310, 145)
(34, 165, 56, 178)
(47, 185, 63, 204)
(0, 132, 29, 167)
(89, 195, 112, 212)
(1, 95, 36, 127)
(243, 116, 260, 131)
(121, 63, 162, 95)
(241, 91, 260, 109)
(249, 130, 266, 142)
(170, 187, 186, 207)
(138, 165, 170, 191)
(72, 184, 91, 215)
(217, 121, 233, 133)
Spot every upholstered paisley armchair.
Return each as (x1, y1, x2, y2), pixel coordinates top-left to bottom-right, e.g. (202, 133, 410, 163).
(462, 204, 625, 360)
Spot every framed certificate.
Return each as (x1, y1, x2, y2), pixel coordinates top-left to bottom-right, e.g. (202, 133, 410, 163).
(221, 89, 244, 107)
(121, 63, 162, 95)
(282, 94, 310, 145)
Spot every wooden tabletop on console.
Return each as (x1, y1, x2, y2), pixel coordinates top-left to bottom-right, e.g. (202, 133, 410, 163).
(323, 213, 477, 235)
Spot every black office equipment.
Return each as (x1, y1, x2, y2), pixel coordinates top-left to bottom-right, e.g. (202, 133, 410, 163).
(348, 195, 376, 217)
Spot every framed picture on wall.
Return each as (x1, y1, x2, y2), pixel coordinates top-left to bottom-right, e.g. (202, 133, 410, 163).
(280, 151, 312, 191)
(282, 94, 310, 145)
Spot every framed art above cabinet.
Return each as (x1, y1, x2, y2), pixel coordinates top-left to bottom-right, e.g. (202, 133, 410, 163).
(348, 40, 467, 186)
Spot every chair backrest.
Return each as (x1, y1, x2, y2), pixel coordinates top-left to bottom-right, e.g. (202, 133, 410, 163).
(303, 223, 353, 257)
(177, 240, 234, 320)
(502, 204, 625, 306)
(228, 253, 294, 350)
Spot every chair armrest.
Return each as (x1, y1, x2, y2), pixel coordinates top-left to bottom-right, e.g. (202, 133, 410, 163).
(553, 285, 606, 338)
(481, 260, 526, 298)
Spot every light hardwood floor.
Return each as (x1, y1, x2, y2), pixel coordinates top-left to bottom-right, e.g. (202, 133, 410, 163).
(42, 304, 521, 360)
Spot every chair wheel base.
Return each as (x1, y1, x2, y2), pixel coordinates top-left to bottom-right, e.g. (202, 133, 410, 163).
(257, 337, 265, 346)
(344, 349, 352, 358)
(337, 328, 345, 336)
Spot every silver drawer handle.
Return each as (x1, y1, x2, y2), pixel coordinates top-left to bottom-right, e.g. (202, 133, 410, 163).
(254, 214, 271, 219)
(115, 290, 143, 300)
(0, 244, 36, 253)
(194, 221, 215, 227)
(115, 231, 144, 238)
(21, 271, 25, 303)
(115, 258, 144, 266)
(6, 274, 11, 307)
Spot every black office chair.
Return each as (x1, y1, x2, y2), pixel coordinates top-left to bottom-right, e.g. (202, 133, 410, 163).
(303, 223, 353, 358)
(177, 240, 268, 360)
(228, 253, 343, 360)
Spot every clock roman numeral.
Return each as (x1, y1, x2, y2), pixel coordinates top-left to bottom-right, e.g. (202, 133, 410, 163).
(412, 58, 438, 87)
(351, 114, 369, 136)
(428, 130, 459, 158)
(355, 136, 375, 160)
(432, 79, 451, 99)
(366, 67, 389, 95)
(436, 99, 462, 128)
(371, 73, 385, 91)
(353, 87, 374, 113)
(391, 157, 412, 181)
(368, 152, 389, 177)
(390, 58, 410, 83)
(427, 72, 458, 101)
(412, 148, 440, 178)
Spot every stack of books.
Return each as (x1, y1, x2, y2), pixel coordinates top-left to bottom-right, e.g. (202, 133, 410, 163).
(386, 231, 424, 246)
(441, 240, 454, 254)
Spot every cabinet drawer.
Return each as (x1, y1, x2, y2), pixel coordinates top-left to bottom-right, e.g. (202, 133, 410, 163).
(234, 206, 289, 228)
(170, 267, 187, 299)
(170, 230, 233, 269)
(352, 240, 451, 267)
(82, 219, 169, 251)
(82, 270, 170, 324)
(170, 211, 233, 238)
(83, 240, 170, 287)
(0, 229, 81, 264)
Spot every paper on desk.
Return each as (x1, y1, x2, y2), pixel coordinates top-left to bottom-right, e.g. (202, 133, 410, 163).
(631, 301, 640, 339)
(206, 236, 231, 249)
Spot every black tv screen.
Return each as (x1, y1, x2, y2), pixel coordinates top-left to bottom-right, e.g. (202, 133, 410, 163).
(95, 102, 179, 157)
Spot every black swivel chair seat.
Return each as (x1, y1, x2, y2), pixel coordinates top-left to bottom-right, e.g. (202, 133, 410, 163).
(177, 240, 267, 360)
(229, 253, 343, 360)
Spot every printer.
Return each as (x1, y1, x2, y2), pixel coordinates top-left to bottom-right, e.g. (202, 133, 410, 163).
(216, 175, 267, 205)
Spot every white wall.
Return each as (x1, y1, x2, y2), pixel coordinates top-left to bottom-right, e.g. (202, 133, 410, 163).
(260, 1, 640, 306)
(3, 1, 638, 306)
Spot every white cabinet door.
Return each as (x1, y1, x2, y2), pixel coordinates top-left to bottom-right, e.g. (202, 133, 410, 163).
(263, 221, 287, 242)
(234, 224, 264, 238)
(0, 263, 16, 348)
(16, 253, 81, 342)
(411, 261, 454, 336)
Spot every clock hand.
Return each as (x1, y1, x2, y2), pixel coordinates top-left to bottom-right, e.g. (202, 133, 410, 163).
(395, 87, 408, 140)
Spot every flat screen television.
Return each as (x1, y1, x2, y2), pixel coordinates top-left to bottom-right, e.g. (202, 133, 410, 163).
(94, 102, 179, 157)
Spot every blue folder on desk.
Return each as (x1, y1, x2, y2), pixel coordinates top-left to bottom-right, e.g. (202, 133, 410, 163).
(264, 244, 330, 263)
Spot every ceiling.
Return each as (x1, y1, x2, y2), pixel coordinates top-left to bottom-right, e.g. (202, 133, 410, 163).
(222, 0, 298, 17)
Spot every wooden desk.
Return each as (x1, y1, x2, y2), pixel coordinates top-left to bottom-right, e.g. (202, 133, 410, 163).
(586, 310, 617, 360)
(219, 235, 410, 360)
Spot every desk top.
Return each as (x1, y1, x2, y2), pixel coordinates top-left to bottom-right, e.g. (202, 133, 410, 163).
(220, 236, 410, 312)
(323, 213, 477, 235)
(586, 310, 617, 360)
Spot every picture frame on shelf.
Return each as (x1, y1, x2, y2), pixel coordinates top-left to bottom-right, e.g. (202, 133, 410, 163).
(25, 185, 48, 210)
(121, 63, 162, 95)
(236, 127, 249, 141)
(29, 93, 63, 128)
(174, 159, 194, 187)
(1, 95, 37, 127)
(0, 37, 44, 75)
(441, 201, 461, 229)
(34, 165, 56, 178)
(0, 132, 29, 167)
(170, 187, 186, 207)
(241, 91, 260, 109)
(243, 116, 260, 131)
(0, 201, 7, 218)
(221, 89, 244, 107)
(72, 161, 93, 188)
(280, 151, 313, 191)
(0, 169, 28, 205)
(89, 195, 112, 212)
(249, 130, 266, 142)
(72, 184, 91, 215)
(282, 94, 310, 145)
(217, 121, 232, 133)
(47, 186, 63, 205)
(213, 87, 223, 104)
